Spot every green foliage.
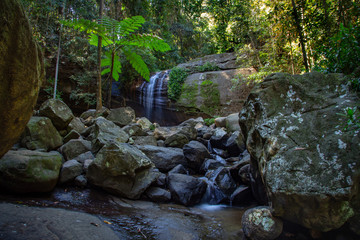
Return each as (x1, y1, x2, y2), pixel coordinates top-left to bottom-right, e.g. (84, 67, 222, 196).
(337, 106, 360, 132)
(195, 62, 220, 72)
(316, 24, 360, 74)
(168, 67, 189, 101)
(204, 117, 216, 126)
(199, 80, 220, 115)
(43, 78, 62, 100)
(69, 71, 97, 107)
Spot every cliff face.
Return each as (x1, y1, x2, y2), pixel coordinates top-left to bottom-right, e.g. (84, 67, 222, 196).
(0, 0, 44, 158)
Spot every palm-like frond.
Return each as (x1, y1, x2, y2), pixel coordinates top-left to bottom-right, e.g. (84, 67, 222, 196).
(123, 47, 150, 81)
(118, 34, 171, 52)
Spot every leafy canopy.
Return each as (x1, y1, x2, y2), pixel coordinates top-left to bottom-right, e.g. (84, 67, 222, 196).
(63, 16, 171, 81)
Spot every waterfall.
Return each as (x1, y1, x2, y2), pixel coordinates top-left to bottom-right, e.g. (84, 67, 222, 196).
(139, 71, 169, 121)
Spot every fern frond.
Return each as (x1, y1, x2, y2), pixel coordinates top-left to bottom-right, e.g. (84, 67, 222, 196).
(118, 34, 171, 52)
(123, 47, 150, 81)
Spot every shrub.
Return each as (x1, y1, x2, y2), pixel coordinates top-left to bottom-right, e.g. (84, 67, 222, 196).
(195, 62, 220, 72)
(168, 67, 189, 101)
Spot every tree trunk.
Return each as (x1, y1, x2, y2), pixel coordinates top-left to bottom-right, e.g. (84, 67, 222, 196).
(96, 0, 104, 113)
(291, 0, 309, 72)
(53, 0, 66, 99)
(107, 52, 115, 108)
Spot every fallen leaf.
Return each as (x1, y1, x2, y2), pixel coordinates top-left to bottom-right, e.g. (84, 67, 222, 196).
(91, 222, 99, 227)
(103, 220, 112, 225)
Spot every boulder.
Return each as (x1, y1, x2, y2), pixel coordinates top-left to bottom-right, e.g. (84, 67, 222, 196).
(167, 173, 207, 206)
(209, 128, 229, 150)
(209, 167, 237, 195)
(60, 139, 92, 161)
(238, 164, 251, 185)
(73, 151, 94, 164)
(146, 187, 171, 203)
(239, 72, 360, 231)
(225, 113, 240, 132)
(132, 136, 157, 146)
(230, 185, 253, 205)
(89, 117, 129, 152)
(177, 52, 239, 71)
(21, 116, 63, 151)
(0, 150, 62, 192)
(86, 142, 157, 199)
(39, 99, 74, 130)
(74, 175, 87, 187)
(67, 117, 86, 133)
(137, 117, 153, 130)
(63, 130, 81, 143)
(154, 124, 197, 142)
(183, 141, 210, 172)
(200, 159, 225, 173)
(107, 107, 136, 127)
(242, 206, 283, 240)
(164, 133, 189, 148)
(168, 164, 188, 174)
(214, 117, 226, 128)
(0, 0, 43, 158)
(59, 160, 83, 184)
(122, 123, 147, 137)
(136, 145, 187, 173)
(80, 107, 110, 120)
(225, 131, 245, 157)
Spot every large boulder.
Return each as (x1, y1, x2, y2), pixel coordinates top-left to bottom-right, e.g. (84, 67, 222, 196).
(239, 72, 360, 232)
(39, 99, 74, 130)
(21, 116, 63, 151)
(183, 141, 210, 172)
(0, 150, 62, 192)
(107, 107, 136, 127)
(89, 117, 129, 152)
(167, 173, 207, 206)
(136, 145, 187, 172)
(0, 0, 44, 158)
(60, 139, 92, 161)
(86, 142, 157, 199)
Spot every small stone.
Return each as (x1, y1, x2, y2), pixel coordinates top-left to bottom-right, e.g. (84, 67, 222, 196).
(74, 175, 87, 187)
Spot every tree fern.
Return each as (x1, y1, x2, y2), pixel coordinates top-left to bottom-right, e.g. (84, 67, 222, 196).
(124, 47, 150, 81)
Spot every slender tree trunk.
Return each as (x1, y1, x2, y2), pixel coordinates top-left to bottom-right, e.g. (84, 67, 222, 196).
(291, 0, 309, 72)
(96, 0, 104, 113)
(53, 0, 66, 99)
(289, 38, 295, 74)
(107, 52, 115, 108)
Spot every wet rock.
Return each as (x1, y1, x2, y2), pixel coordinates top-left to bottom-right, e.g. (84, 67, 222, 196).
(132, 136, 157, 146)
(60, 139, 92, 161)
(209, 128, 229, 150)
(87, 142, 157, 199)
(146, 187, 171, 203)
(39, 99, 74, 130)
(107, 107, 136, 127)
(230, 185, 252, 205)
(212, 148, 229, 159)
(201, 178, 228, 204)
(0, 150, 62, 192)
(67, 117, 86, 133)
(89, 117, 129, 152)
(136, 145, 187, 172)
(21, 116, 63, 151)
(183, 141, 210, 172)
(196, 125, 214, 139)
(225, 113, 240, 132)
(74, 175, 87, 187)
(167, 173, 206, 206)
(63, 130, 81, 144)
(210, 167, 237, 195)
(214, 117, 226, 128)
(164, 133, 189, 148)
(59, 160, 83, 184)
(242, 206, 283, 240)
(154, 172, 167, 187)
(122, 123, 147, 137)
(200, 159, 225, 173)
(169, 164, 188, 174)
(0, 0, 43, 158)
(136, 117, 153, 130)
(239, 164, 251, 185)
(239, 72, 360, 231)
(225, 131, 245, 157)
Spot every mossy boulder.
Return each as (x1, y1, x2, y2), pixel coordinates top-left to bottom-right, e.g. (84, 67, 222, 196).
(39, 99, 74, 131)
(239, 72, 360, 232)
(0, 150, 62, 193)
(0, 0, 44, 158)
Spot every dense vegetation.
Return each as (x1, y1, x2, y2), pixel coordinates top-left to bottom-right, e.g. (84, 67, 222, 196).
(20, 0, 360, 110)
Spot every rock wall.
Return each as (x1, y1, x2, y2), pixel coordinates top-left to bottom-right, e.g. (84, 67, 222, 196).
(239, 72, 360, 232)
(0, 0, 44, 158)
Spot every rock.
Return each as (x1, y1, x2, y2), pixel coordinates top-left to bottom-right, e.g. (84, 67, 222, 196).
(177, 52, 239, 71)
(39, 99, 74, 130)
(214, 117, 226, 128)
(183, 141, 210, 171)
(167, 173, 207, 206)
(238, 164, 251, 185)
(164, 133, 189, 148)
(242, 206, 283, 240)
(73, 151, 94, 164)
(67, 117, 86, 133)
(154, 173, 167, 187)
(136, 145, 187, 172)
(86, 142, 157, 199)
(154, 124, 197, 142)
(230, 185, 252, 205)
(209, 128, 229, 150)
(200, 159, 225, 173)
(146, 187, 171, 203)
(74, 175, 87, 187)
(89, 117, 129, 152)
(196, 125, 214, 139)
(137, 117, 153, 130)
(225, 113, 240, 132)
(80, 107, 110, 119)
(177, 68, 256, 116)
(0, 0, 44, 158)
(209, 167, 237, 195)
(59, 160, 83, 184)
(157, 140, 165, 147)
(60, 139, 92, 161)
(0, 150, 62, 192)
(83, 159, 93, 173)
(63, 130, 81, 143)
(169, 164, 188, 174)
(132, 136, 157, 146)
(239, 72, 360, 231)
(21, 116, 63, 151)
(212, 148, 229, 159)
(122, 123, 147, 137)
(225, 131, 245, 157)
(107, 107, 136, 127)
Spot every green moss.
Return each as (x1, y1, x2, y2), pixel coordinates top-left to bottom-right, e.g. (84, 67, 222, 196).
(180, 83, 198, 108)
(199, 80, 220, 115)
